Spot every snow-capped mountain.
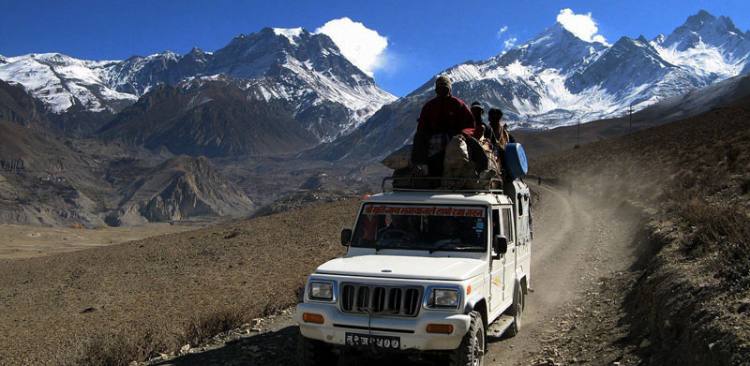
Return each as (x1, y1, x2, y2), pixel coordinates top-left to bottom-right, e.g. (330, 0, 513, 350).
(0, 28, 395, 141)
(210, 28, 396, 140)
(436, 11, 750, 128)
(654, 10, 749, 82)
(316, 10, 750, 161)
(0, 53, 138, 113)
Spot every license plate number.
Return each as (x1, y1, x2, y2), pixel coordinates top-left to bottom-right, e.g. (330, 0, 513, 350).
(345, 332, 400, 349)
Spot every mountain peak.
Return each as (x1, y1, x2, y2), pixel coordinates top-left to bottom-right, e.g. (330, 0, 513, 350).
(272, 27, 304, 38)
(681, 10, 741, 34)
(663, 11, 746, 51)
(686, 9, 715, 26)
(188, 47, 205, 55)
(540, 22, 579, 41)
(500, 22, 606, 71)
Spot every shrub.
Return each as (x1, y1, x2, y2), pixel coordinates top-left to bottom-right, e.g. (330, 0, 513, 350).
(180, 309, 246, 347)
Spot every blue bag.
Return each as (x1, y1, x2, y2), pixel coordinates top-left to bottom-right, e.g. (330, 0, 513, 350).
(504, 143, 528, 180)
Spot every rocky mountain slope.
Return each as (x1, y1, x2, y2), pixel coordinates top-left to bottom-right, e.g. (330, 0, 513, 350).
(0, 83, 255, 226)
(109, 156, 254, 226)
(316, 10, 750, 161)
(0, 79, 52, 129)
(0, 28, 395, 141)
(97, 79, 317, 157)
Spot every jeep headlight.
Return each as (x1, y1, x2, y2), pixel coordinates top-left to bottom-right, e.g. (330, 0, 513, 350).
(309, 281, 334, 302)
(429, 288, 460, 308)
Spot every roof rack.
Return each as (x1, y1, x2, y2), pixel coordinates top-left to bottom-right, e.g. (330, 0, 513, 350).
(382, 176, 505, 194)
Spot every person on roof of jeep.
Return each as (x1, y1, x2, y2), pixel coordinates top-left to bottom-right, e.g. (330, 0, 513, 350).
(411, 75, 476, 178)
(488, 107, 515, 149)
(471, 101, 498, 143)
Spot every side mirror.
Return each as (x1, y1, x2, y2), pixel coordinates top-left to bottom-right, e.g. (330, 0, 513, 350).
(340, 228, 353, 246)
(493, 235, 508, 258)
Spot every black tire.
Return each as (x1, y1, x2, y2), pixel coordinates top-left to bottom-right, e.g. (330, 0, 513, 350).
(297, 334, 337, 366)
(450, 311, 485, 366)
(505, 285, 524, 337)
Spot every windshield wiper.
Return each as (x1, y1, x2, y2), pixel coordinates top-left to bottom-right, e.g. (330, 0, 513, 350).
(374, 240, 404, 253)
(428, 239, 462, 254)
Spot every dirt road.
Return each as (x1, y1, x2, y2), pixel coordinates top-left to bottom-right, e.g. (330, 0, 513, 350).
(151, 183, 643, 366)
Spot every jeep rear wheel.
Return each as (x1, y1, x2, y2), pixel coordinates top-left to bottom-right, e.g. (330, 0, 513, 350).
(505, 285, 525, 337)
(450, 311, 485, 366)
(297, 334, 336, 366)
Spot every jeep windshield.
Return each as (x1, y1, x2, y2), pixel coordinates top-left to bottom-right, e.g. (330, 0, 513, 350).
(351, 203, 488, 252)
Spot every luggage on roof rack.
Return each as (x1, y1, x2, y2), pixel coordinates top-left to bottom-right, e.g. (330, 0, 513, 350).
(382, 176, 504, 193)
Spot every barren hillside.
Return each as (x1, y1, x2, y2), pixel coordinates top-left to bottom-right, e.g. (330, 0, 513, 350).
(0, 200, 357, 365)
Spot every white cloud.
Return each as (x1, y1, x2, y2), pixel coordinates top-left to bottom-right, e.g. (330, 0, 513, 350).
(315, 17, 388, 77)
(556, 8, 608, 45)
(497, 25, 508, 38)
(503, 37, 518, 50)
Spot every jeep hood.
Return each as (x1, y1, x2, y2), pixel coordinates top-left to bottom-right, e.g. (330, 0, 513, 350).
(315, 255, 485, 281)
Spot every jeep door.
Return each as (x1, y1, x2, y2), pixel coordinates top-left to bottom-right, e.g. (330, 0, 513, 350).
(490, 208, 504, 314)
(501, 207, 517, 304)
(490, 207, 516, 314)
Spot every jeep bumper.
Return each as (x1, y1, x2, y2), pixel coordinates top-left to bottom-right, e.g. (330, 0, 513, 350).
(296, 302, 471, 351)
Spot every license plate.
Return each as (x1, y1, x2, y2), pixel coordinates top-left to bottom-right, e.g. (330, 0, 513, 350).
(345, 332, 400, 349)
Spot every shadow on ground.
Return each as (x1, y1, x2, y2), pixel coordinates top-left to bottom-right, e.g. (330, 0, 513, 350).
(154, 325, 512, 366)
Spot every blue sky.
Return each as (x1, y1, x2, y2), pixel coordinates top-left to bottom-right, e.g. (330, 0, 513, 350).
(2, 0, 749, 96)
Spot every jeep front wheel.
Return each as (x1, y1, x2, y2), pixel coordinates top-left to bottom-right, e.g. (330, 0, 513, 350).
(450, 311, 485, 366)
(297, 334, 336, 366)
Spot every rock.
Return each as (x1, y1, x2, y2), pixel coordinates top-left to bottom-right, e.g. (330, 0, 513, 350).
(180, 344, 191, 353)
(639, 338, 651, 348)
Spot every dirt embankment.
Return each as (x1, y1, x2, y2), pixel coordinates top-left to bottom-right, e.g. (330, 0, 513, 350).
(624, 220, 750, 365)
(532, 98, 750, 365)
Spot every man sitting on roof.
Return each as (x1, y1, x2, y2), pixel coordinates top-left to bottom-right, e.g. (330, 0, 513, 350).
(411, 75, 476, 179)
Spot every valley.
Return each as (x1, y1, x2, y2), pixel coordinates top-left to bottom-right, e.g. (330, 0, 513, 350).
(0, 222, 202, 259)
(2, 10, 750, 229)
(0, 6, 749, 366)
(0, 87, 747, 366)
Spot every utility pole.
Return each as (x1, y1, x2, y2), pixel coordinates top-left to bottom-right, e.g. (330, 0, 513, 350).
(575, 119, 581, 149)
(629, 102, 634, 133)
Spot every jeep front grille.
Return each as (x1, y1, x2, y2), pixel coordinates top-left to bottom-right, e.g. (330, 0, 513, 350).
(340, 283, 422, 317)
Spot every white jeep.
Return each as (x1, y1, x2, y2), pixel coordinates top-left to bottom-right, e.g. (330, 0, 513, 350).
(296, 179, 532, 365)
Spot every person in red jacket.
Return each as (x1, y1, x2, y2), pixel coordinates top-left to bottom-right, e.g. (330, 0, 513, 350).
(411, 75, 476, 178)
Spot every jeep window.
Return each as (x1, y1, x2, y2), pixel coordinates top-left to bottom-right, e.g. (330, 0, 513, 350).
(502, 207, 514, 243)
(352, 204, 487, 252)
(517, 193, 524, 216)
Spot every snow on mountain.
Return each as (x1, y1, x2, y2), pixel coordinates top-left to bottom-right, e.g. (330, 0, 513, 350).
(426, 12, 750, 129)
(0, 53, 137, 113)
(272, 27, 304, 45)
(208, 28, 395, 140)
(0, 27, 395, 141)
(653, 10, 749, 82)
(316, 10, 750, 161)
